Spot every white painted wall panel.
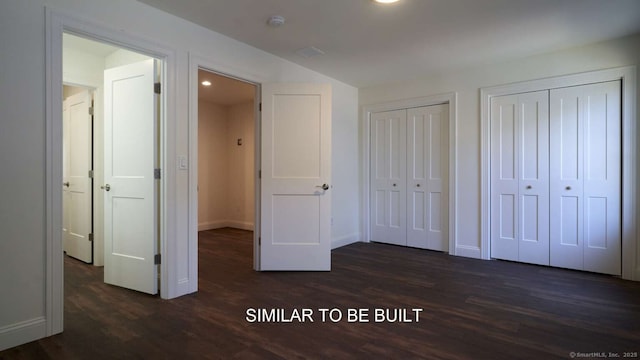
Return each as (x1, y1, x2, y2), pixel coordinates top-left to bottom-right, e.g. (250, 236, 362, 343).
(0, 0, 48, 349)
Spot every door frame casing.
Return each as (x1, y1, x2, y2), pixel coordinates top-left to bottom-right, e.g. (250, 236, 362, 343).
(45, 8, 176, 335)
(361, 93, 458, 255)
(480, 66, 638, 280)
(188, 53, 264, 290)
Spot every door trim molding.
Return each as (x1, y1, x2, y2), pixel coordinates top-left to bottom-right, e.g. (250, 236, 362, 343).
(45, 7, 176, 337)
(187, 53, 264, 280)
(361, 93, 458, 255)
(480, 66, 638, 280)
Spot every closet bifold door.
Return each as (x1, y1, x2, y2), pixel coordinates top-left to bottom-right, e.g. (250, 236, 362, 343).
(490, 91, 549, 265)
(406, 105, 448, 251)
(549, 81, 621, 275)
(370, 109, 407, 245)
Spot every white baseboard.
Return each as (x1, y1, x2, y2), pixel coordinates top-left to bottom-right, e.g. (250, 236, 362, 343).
(226, 221, 254, 231)
(331, 233, 361, 249)
(0, 317, 47, 351)
(454, 245, 482, 259)
(198, 220, 254, 232)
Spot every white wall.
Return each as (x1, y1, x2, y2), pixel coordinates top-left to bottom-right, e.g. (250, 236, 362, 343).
(360, 32, 640, 258)
(0, 1, 49, 348)
(63, 85, 85, 98)
(197, 101, 230, 229)
(105, 48, 151, 69)
(227, 101, 255, 230)
(0, 0, 359, 350)
(198, 100, 255, 231)
(63, 47, 104, 87)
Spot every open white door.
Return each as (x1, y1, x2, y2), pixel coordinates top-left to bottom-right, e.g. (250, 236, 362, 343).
(103, 59, 158, 294)
(63, 90, 93, 263)
(260, 83, 331, 271)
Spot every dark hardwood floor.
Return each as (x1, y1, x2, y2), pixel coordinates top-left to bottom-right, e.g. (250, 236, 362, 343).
(2, 228, 639, 359)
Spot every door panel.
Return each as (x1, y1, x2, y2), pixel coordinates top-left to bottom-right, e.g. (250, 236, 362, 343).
(491, 91, 549, 265)
(550, 88, 583, 270)
(103, 59, 158, 294)
(550, 81, 621, 275)
(63, 99, 70, 254)
(517, 92, 549, 265)
(63, 90, 93, 263)
(407, 105, 448, 250)
(260, 83, 331, 271)
(491, 95, 519, 261)
(582, 81, 621, 275)
(370, 110, 406, 246)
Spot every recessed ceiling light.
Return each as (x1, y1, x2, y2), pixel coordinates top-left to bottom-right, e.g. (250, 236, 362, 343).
(374, 0, 399, 3)
(201, 80, 211, 86)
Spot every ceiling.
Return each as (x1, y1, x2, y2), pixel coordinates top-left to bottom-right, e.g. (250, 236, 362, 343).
(137, 0, 640, 88)
(198, 69, 256, 106)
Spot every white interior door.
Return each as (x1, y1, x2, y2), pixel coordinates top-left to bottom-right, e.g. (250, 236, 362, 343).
(63, 98, 70, 255)
(406, 105, 448, 251)
(491, 91, 549, 265)
(491, 95, 519, 261)
(260, 83, 331, 271)
(103, 59, 158, 293)
(517, 91, 549, 265)
(370, 109, 407, 246)
(550, 81, 621, 275)
(62, 90, 93, 263)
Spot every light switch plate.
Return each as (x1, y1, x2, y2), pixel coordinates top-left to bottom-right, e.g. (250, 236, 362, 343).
(178, 155, 188, 170)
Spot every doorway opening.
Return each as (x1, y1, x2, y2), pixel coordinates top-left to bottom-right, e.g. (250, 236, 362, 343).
(62, 32, 163, 294)
(196, 69, 257, 274)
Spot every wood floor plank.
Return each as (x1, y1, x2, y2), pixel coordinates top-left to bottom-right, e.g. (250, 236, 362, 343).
(2, 228, 639, 359)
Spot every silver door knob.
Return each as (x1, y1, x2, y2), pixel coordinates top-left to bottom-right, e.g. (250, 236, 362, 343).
(392, 183, 397, 187)
(101, 184, 111, 191)
(63, 182, 70, 187)
(316, 184, 329, 191)
(416, 184, 421, 187)
(526, 185, 532, 189)
(565, 186, 571, 190)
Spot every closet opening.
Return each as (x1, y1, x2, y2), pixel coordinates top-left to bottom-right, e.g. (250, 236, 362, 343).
(363, 93, 457, 257)
(197, 69, 257, 272)
(486, 79, 625, 276)
(367, 100, 454, 253)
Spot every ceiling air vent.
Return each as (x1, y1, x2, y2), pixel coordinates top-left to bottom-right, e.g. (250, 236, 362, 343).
(296, 46, 325, 58)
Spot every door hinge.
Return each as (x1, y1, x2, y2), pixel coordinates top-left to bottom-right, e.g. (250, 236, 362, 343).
(88, 170, 94, 178)
(88, 233, 94, 242)
(154, 82, 161, 94)
(258, 102, 262, 111)
(154, 254, 161, 265)
(88, 106, 94, 116)
(258, 170, 261, 179)
(154, 168, 161, 179)
(259, 237, 261, 246)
